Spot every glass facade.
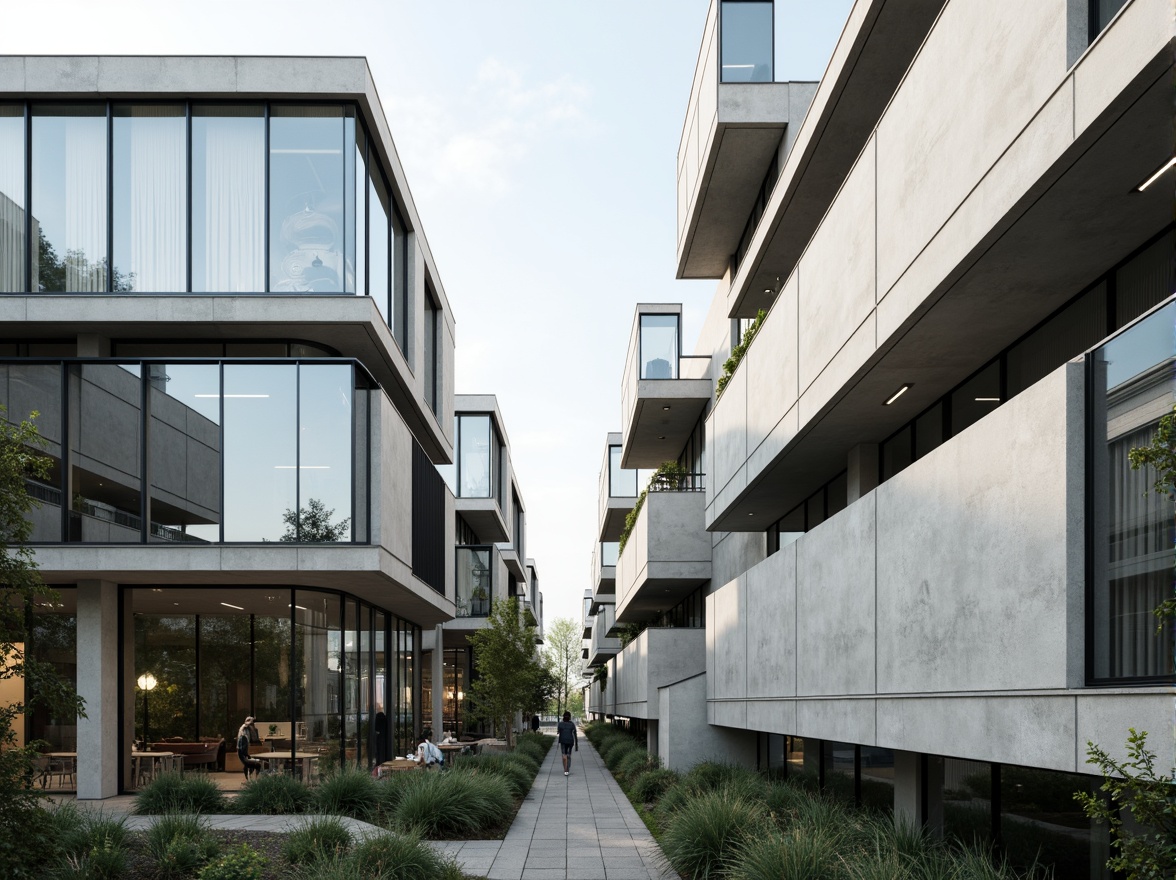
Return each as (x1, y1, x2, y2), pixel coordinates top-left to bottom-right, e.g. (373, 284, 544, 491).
(720, 1, 773, 83)
(609, 444, 638, 497)
(0, 359, 371, 544)
(128, 586, 418, 779)
(456, 545, 493, 618)
(0, 100, 421, 340)
(421, 647, 469, 738)
(639, 314, 679, 379)
(1089, 300, 1176, 681)
(454, 413, 501, 499)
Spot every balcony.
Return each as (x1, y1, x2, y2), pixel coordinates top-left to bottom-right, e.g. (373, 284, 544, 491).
(598, 433, 639, 541)
(620, 306, 712, 468)
(616, 487, 711, 624)
(612, 628, 706, 720)
(588, 603, 622, 667)
(454, 545, 496, 620)
(676, 0, 816, 280)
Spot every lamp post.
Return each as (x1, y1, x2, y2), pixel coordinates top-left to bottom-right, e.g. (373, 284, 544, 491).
(136, 673, 157, 749)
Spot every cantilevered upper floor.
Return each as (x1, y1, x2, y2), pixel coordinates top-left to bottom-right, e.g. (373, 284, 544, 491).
(0, 55, 455, 462)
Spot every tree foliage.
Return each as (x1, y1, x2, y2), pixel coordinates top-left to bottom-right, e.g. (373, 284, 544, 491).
(280, 497, 351, 543)
(466, 598, 542, 747)
(0, 406, 86, 877)
(542, 617, 580, 717)
(1127, 404, 1176, 628)
(1075, 730, 1176, 879)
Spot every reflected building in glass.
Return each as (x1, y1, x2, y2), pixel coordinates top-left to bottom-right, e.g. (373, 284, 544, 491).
(0, 56, 481, 796)
(582, 1, 1171, 878)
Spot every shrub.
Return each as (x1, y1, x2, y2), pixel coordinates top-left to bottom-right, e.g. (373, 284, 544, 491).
(48, 810, 130, 880)
(351, 832, 455, 880)
(145, 813, 220, 880)
(197, 843, 267, 880)
(516, 732, 553, 754)
(233, 772, 314, 815)
(616, 750, 657, 784)
(514, 740, 549, 767)
(660, 791, 770, 880)
(602, 738, 642, 772)
(728, 826, 853, 880)
(283, 816, 353, 865)
(392, 771, 513, 839)
(134, 771, 226, 815)
(631, 768, 679, 804)
(314, 769, 377, 821)
(458, 753, 534, 799)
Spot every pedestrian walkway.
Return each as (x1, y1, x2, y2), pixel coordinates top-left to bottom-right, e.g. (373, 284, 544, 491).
(432, 736, 672, 880)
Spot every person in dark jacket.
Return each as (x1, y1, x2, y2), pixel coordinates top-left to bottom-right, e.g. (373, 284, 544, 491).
(556, 711, 578, 776)
(236, 716, 263, 780)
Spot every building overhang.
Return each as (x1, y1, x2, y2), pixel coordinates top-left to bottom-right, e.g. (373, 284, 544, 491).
(620, 379, 711, 469)
(598, 498, 633, 543)
(33, 543, 454, 627)
(455, 499, 509, 544)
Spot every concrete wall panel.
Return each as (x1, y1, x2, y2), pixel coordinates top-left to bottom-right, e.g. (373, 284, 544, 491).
(710, 576, 746, 702)
(1075, 692, 1176, 770)
(746, 542, 795, 698)
(712, 361, 747, 497)
(796, 493, 876, 696)
(797, 313, 875, 428)
(711, 530, 763, 593)
(796, 697, 876, 746)
(660, 673, 756, 771)
(746, 270, 798, 459)
(745, 699, 796, 736)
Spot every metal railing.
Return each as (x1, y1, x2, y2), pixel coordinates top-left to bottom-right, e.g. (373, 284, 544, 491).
(647, 472, 706, 492)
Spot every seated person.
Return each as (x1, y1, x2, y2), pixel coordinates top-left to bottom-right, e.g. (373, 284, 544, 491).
(415, 731, 444, 768)
(440, 730, 459, 744)
(236, 716, 263, 780)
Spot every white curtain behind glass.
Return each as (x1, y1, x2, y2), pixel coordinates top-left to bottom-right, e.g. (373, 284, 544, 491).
(0, 116, 23, 292)
(128, 111, 185, 291)
(64, 116, 106, 292)
(204, 118, 264, 292)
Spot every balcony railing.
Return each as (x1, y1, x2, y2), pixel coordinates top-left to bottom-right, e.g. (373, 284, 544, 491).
(648, 472, 706, 493)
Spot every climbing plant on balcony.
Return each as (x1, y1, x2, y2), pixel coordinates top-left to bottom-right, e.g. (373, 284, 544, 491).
(716, 309, 766, 398)
(617, 461, 689, 554)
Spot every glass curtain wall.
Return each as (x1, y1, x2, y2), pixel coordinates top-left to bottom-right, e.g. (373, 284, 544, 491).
(0, 104, 26, 291)
(0, 362, 64, 542)
(609, 445, 637, 497)
(26, 589, 78, 753)
(639, 314, 679, 379)
(1090, 300, 1176, 681)
(456, 414, 494, 498)
(720, 1, 773, 83)
(456, 545, 493, 617)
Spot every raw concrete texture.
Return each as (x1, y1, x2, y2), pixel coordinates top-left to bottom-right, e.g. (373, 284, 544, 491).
(745, 270, 799, 461)
(745, 543, 796, 699)
(796, 493, 876, 696)
(796, 697, 877, 747)
(76, 580, 119, 799)
(874, 365, 1078, 693)
(660, 673, 756, 771)
(613, 628, 706, 721)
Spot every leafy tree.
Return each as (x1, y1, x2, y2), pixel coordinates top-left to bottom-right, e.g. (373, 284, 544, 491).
(466, 598, 542, 747)
(1075, 730, 1175, 879)
(528, 665, 558, 721)
(1127, 405, 1176, 628)
(0, 406, 85, 877)
(279, 498, 351, 543)
(542, 617, 580, 717)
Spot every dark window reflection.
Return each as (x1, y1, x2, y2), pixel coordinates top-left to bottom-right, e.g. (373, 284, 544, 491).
(368, 164, 390, 322)
(269, 106, 346, 292)
(951, 360, 1001, 436)
(298, 363, 353, 542)
(0, 104, 26, 292)
(135, 614, 197, 743)
(191, 106, 265, 293)
(223, 364, 296, 541)
(1000, 765, 1108, 878)
(31, 104, 108, 292)
(147, 363, 222, 543)
(822, 740, 856, 804)
(0, 362, 64, 541)
(112, 105, 187, 292)
(941, 757, 994, 849)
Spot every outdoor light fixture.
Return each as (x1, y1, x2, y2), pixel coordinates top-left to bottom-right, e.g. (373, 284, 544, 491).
(662, 405, 671, 411)
(273, 465, 330, 469)
(657, 435, 666, 440)
(884, 384, 911, 405)
(975, 397, 1000, 402)
(220, 602, 244, 611)
(194, 393, 270, 398)
(1136, 156, 1176, 192)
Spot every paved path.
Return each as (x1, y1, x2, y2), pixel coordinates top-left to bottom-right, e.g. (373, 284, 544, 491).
(59, 737, 674, 880)
(433, 737, 672, 880)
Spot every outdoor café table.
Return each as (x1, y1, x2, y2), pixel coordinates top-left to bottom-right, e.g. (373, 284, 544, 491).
(256, 751, 320, 783)
(438, 743, 465, 765)
(131, 751, 175, 785)
(43, 752, 77, 788)
(377, 758, 423, 777)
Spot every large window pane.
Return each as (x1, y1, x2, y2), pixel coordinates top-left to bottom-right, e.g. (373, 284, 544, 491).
(113, 104, 186, 292)
(0, 362, 64, 541)
(373, 611, 389, 764)
(135, 613, 197, 744)
(343, 112, 357, 294)
(1091, 301, 1176, 680)
(252, 605, 292, 749)
(69, 364, 142, 542)
(424, 290, 438, 413)
(942, 757, 993, 849)
(1000, 765, 1108, 878)
(223, 364, 296, 541)
(721, 1, 773, 83)
(456, 546, 492, 618)
(297, 363, 353, 542)
(0, 104, 26, 292)
(392, 206, 408, 353)
(191, 106, 265, 292)
(294, 590, 342, 770)
(147, 363, 222, 543)
(1007, 284, 1106, 397)
(640, 314, 679, 379)
(458, 414, 492, 498)
(368, 165, 390, 322)
(343, 599, 360, 768)
(349, 125, 366, 296)
(269, 106, 346, 292)
(609, 445, 637, 496)
(29, 596, 77, 754)
(198, 614, 251, 750)
(31, 104, 107, 292)
(822, 740, 856, 804)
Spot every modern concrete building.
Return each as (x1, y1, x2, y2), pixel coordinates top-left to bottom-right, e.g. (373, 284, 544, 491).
(0, 55, 473, 798)
(586, 0, 1174, 875)
(425, 394, 543, 739)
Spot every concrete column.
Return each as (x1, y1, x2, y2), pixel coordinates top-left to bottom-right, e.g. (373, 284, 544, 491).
(893, 750, 944, 834)
(76, 579, 119, 799)
(847, 444, 879, 502)
(431, 625, 444, 738)
(76, 334, 111, 358)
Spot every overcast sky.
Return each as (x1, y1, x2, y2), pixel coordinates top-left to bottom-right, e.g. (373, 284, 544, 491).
(3, 0, 854, 630)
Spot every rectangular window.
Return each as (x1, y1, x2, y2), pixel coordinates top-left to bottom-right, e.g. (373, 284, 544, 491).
(269, 106, 345, 293)
(424, 286, 439, 414)
(456, 414, 492, 498)
(881, 425, 913, 481)
(31, 104, 108, 292)
(191, 105, 265, 292)
(0, 104, 26, 292)
(914, 403, 945, 460)
(1089, 0, 1129, 43)
(112, 104, 187, 292)
(720, 1, 773, 82)
(609, 444, 637, 496)
(368, 164, 390, 323)
(0, 362, 63, 541)
(1007, 284, 1106, 397)
(1089, 300, 1176, 681)
(392, 204, 409, 354)
(639, 314, 679, 379)
(412, 439, 446, 592)
(298, 363, 354, 542)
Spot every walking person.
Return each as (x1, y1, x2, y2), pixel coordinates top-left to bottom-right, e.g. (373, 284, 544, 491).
(236, 716, 263, 781)
(556, 711, 578, 776)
